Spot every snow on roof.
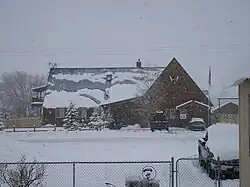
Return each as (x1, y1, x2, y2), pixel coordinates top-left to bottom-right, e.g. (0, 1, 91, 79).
(211, 101, 238, 113)
(176, 100, 210, 109)
(206, 123, 239, 160)
(32, 85, 47, 91)
(43, 91, 99, 108)
(43, 67, 164, 108)
(231, 77, 250, 87)
(31, 102, 43, 105)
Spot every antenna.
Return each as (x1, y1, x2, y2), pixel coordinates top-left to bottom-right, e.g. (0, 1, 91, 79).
(49, 61, 57, 69)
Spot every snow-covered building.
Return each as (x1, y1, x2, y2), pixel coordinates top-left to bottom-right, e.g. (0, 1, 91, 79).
(232, 77, 250, 187)
(211, 101, 239, 124)
(31, 85, 47, 116)
(40, 58, 213, 127)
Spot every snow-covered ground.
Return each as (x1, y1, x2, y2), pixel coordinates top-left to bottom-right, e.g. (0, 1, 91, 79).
(0, 129, 239, 187)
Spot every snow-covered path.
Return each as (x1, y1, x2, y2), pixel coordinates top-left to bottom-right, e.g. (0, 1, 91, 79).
(0, 129, 239, 187)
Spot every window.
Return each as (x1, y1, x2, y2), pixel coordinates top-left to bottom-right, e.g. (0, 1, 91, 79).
(55, 108, 65, 118)
(180, 109, 187, 119)
(79, 108, 87, 118)
(165, 109, 178, 119)
(170, 109, 176, 119)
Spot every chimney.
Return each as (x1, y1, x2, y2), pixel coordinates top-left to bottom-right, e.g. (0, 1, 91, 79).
(105, 73, 113, 84)
(136, 59, 142, 68)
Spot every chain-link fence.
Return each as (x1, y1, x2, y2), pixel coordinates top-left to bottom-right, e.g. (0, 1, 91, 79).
(175, 157, 240, 187)
(0, 158, 240, 187)
(0, 160, 173, 187)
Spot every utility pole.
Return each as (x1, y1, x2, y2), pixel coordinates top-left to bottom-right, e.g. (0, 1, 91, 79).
(208, 66, 211, 126)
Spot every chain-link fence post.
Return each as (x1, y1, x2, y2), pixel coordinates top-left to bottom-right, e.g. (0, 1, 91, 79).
(73, 162, 76, 187)
(170, 157, 175, 187)
(175, 159, 179, 187)
(217, 157, 222, 187)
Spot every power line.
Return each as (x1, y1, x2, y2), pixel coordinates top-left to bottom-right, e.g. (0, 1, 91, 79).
(0, 44, 250, 56)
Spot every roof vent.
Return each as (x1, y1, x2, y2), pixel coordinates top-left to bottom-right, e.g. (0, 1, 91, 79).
(136, 59, 142, 68)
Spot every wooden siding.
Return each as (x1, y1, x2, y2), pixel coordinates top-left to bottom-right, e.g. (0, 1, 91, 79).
(103, 59, 213, 128)
(213, 102, 238, 115)
(42, 107, 94, 126)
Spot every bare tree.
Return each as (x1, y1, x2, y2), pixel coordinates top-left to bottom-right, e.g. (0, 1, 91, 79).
(0, 155, 46, 187)
(0, 71, 46, 117)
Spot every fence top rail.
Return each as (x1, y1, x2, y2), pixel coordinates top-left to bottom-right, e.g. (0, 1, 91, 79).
(0, 160, 172, 165)
(176, 157, 209, 163)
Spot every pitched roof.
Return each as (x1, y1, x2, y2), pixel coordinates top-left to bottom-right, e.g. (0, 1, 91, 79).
(43, 66, 164, 108)
(231, 77, 250, 87)
(211, 101, 238, 113)
(146, 58, 213, 107)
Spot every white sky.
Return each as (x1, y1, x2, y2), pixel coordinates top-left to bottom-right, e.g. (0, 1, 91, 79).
(0, 0, 250, 96)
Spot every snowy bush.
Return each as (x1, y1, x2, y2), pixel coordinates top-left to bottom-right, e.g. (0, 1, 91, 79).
(87, 107, 114, 130)
(0, 155, 46, 187)
(125, 176, 160, 187)
(104, 109, 115, 125)
(88, 107, 106, 130)
(63, 102, 80, 130)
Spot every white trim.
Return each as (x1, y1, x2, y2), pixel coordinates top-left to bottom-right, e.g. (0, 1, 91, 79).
(32, 85, 47, 91)
(211, 101, 238, 113)
(176, 100, 210, 109)
(31, 102, 43, 105)
(194, 100, 210, 108)
(176, 100, 193, 109)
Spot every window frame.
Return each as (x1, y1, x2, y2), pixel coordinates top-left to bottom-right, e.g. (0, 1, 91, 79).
(179, 109, 187, 119)
(79, 107, 87, 118)
(169, 109, 176, 119)
(55, 108, 65, 118)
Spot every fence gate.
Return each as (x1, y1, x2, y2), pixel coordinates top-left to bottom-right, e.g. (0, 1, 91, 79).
(176, 158, 218, 187)
(175, 157, 240, 187)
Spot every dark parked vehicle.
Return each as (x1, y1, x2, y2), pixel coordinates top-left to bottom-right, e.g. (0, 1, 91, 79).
(0, 113, 4, 131)
(150, 111, 169, 132)
(198, 123, 239, 179)
(188, 118, 206, 131)
(107, 121, 127, 130)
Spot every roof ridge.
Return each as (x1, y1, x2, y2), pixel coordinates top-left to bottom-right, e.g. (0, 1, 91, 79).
(50, 67, 165, 70)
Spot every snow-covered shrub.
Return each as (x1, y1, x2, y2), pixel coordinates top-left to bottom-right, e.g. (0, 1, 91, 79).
(63, 102, 80, 130)
(125, 176, 159, 187)
(0, 155, 46, 187)
(104, 109, 115, 125)
(87, 107, 115, 131)
(88, 107, 106, 130)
